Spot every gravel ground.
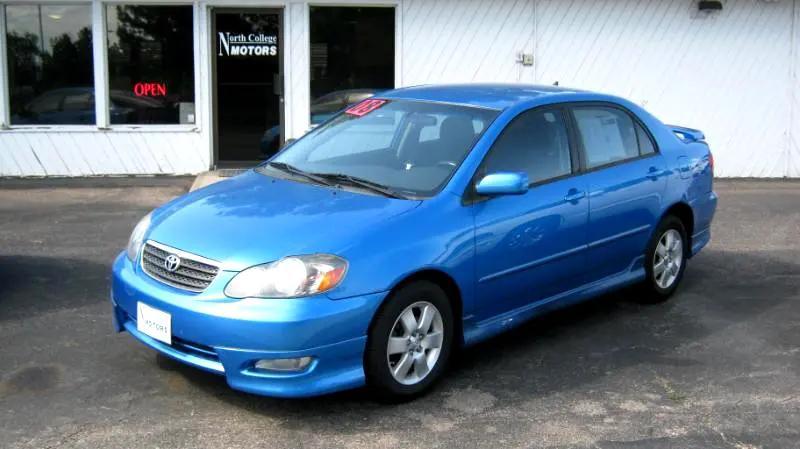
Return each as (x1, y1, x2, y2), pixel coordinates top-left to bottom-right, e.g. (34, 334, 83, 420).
(0, 178, 798, 449)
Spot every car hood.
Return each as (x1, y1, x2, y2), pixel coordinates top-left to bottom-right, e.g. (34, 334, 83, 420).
(147, 170, 421, 271)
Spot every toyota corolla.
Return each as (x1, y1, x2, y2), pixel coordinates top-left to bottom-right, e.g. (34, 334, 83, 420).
(111, 84, 717, 399)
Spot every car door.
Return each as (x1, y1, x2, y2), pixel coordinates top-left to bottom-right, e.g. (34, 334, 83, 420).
(472, 107, 589, 319)
(570, 104, 667, 282)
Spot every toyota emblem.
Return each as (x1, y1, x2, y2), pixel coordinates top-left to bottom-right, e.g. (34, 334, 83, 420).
(164, 254, 181, 272)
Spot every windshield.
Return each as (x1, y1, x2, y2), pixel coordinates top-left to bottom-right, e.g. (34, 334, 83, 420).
(260, 99, 499, 197)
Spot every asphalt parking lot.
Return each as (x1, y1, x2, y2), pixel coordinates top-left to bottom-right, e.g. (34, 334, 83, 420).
(1, 178, 798, 449)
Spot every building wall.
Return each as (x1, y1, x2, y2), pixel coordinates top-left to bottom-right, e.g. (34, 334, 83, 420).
(401, 0, 799, 178)
(0, 130, 208, 176)
(400, 0, 535, 84)
(532, 0, 797, 178)
(1, 0, 798, 177)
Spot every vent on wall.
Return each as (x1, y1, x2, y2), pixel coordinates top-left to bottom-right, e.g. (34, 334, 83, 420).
(698, 1, 723, 11)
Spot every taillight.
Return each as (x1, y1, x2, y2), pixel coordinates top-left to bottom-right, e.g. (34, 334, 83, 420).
(708, 151, 714, 174)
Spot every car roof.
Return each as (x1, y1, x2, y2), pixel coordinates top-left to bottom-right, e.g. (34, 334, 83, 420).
(380, 83, 593, 110)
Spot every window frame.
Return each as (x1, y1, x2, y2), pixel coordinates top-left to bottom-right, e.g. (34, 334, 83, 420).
(104, 2, 198, 129)
(1, 1, 96, 128)
(0, 0, 200, 132)
(465, 101, 661, 205)
(566, 101, 660, 174)
(0, 4, 8, 128)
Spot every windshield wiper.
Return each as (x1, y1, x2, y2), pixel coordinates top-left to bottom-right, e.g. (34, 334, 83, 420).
(314, 173, 408, 199)
(266, 161, 334, 186)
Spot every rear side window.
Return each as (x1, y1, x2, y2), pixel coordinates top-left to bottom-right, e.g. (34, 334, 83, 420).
(573, 107, 639, 169)
(481, 109, 572, 184)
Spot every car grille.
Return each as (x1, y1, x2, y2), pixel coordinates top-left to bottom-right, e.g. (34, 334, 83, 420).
(141, 242, 219, 292)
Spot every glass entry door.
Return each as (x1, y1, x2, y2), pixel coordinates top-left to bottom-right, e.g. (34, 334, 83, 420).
(213, 9, 283, 165)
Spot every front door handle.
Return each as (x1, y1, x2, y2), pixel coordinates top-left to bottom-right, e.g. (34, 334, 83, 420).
(564, 189, 586, 203)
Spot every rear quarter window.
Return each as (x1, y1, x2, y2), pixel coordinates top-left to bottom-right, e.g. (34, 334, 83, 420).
(636, 122, 656, 155)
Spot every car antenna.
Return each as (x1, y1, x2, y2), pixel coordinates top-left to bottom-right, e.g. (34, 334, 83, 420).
(553, 81, 559, 86)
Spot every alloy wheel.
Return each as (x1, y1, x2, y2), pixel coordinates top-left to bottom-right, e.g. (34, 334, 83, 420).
(653, 229, 683, 289)
(386, 301, 444, 386)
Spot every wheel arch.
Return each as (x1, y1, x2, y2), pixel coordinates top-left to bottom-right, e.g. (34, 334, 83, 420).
(370, 269, 465, 347)
(660, 201, 695, 253)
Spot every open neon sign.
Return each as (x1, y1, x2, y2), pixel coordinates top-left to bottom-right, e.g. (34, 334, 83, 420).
(133, 82, 167, 97)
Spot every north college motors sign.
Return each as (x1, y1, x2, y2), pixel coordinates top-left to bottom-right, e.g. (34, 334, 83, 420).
(218, 32, 278, 57)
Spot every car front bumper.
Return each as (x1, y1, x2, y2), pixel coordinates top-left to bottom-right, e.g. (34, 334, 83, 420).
(110, 252, 386, 398)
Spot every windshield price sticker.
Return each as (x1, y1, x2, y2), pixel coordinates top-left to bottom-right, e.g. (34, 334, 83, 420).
(345, 99, 388, 117)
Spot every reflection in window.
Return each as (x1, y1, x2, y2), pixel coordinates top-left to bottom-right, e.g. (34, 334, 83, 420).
(309, 7, 394, 124)
(106, 5, 195, 125)
(5, 4, 94, 125)
(483, 110, 572, 184)
(269, 100, 496, 197)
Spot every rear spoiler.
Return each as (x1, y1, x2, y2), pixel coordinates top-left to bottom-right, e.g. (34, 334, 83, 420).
(668, 125, 705, 144)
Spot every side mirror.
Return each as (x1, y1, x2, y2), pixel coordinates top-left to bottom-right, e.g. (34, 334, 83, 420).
(475, 172, 529, 196)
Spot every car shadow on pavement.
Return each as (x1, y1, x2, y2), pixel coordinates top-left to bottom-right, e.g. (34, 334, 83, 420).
(0, 255, 111, 322)
(152, 248, 799, 430)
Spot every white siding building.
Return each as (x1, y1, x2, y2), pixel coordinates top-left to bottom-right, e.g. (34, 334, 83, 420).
(1, 0, 798, 177)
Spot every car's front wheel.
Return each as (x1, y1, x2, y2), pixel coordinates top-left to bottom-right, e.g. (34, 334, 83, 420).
(364, 281, 454, 400)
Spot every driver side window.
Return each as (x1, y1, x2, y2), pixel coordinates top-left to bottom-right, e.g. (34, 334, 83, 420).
(481, 108, 573, 184)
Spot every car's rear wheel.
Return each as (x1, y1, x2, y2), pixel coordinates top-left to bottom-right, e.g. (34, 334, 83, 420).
(639, 215, 688, 303)
(364, 281, 454, 400)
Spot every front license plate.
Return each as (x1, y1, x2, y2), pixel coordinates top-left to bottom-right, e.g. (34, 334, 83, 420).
(137, 302, 171, 345)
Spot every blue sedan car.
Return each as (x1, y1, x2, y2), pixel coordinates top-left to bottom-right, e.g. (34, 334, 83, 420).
(111, 84, 717, 399)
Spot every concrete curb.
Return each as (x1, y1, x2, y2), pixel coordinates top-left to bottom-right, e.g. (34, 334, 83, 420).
(190, 172, 225, 191)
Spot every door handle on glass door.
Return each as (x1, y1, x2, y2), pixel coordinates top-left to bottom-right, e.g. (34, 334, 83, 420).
(564, 189, 586, 203)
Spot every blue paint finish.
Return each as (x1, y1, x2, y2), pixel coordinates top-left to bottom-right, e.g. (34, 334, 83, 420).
(146, 171, 421, 274)
(581, 155, 668, 282)
(111, 84, 716, 397)
(472, 175, 590, 317)
(474, 172, 529, 196)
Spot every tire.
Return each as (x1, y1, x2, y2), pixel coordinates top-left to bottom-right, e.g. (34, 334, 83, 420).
(364, 280, 454, 401)
(639, 215, 689, 303)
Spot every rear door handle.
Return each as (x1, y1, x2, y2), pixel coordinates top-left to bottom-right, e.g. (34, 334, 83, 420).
(647, 166, 666, 179)
(564, 189, 586, 203)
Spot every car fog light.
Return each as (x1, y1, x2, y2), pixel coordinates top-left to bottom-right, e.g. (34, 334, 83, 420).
(254, 357, 313, 372)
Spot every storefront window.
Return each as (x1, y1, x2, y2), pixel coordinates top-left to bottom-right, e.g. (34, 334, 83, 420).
(4, 4, 94, 125)
(309, 7, 394, 125)
(106, 5, 195, 125)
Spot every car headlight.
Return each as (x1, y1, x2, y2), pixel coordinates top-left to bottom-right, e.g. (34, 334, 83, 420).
(224, 254, 348, 299)
(126, 212, 152, 261)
